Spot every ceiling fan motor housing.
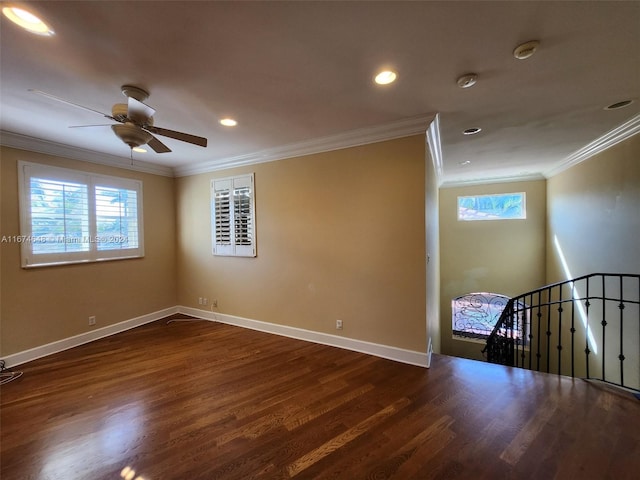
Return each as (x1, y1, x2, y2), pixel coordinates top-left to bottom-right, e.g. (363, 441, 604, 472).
(121, 85, 149, 102)
(111, 103, 128, 122)
(112, 103, 154, 125)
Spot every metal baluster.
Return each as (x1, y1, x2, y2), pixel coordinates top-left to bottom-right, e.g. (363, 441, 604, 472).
(528, 293, 534, 371)
(618, 275, 625, 387)
(546, 287, 552, 373)
(509, 302, 515, 367)
(570, 282, 576, 378)
(557, 285, 563, 376)
(601, 275, 607, 383)
(536, 290, 542, 372)
(513, 303, 519, 368)
(518, 297, 527, 368)
(585, 278, 591, 380)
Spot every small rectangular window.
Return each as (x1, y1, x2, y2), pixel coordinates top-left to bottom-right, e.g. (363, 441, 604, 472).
(211, 174, 256, 257)
(457, 192, 525, 221)
(18, 161, 144, 267)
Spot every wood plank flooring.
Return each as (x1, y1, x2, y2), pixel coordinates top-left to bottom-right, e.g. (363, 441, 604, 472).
(1, 316, 639, 479)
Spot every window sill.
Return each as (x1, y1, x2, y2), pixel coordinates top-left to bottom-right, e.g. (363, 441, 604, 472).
(22, 254, 144, 269)
(452, 335, 488, 345)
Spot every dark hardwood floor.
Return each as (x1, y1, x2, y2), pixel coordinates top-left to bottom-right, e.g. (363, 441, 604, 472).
(1, 316, 639, 479)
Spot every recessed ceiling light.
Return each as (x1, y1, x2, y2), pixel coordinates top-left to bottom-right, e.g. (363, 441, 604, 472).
(604, 100, 634, 110)
(459, 160, 472, 166)
(456, 73, 478, 89)
(132, 147, 147, 153)
(463, 127, 482, 135)
(2, 6, 54, 36)
(374, 70, 397, 85)
(513, 40, 539, 60)
(220, 118, 237, 127)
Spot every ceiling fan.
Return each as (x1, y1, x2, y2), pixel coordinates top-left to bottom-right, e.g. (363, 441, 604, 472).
(29, 85, 208, 153)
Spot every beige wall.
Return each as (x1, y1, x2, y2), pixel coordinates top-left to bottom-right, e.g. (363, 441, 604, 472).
(176, 135, 428, 352)
(0, 147, 177, 356)
(439, 180, 547, 360)
(545, 134, 640, 386)
(547, 134, 640, 281)
(4, 130, 636, 365)
(3, 132, 636, 365)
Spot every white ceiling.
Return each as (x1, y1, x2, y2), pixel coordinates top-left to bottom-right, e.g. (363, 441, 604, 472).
(1, 1, 639, 183)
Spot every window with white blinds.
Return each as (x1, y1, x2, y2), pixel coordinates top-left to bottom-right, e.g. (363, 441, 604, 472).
(18, 161, 144, 267)
(211, 174, 256, 257)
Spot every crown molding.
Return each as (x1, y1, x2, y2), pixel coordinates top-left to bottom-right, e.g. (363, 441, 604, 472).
(174, 114, 434, 177)
(4, 112, 637, 184)
(545, 113, 640, 178)
(2, 115, 434, 179)
(439, 172, 546, 189)
(0, 131, 175, 177)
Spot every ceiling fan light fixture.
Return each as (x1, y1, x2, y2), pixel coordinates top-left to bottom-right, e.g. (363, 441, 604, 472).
(132, 147, 147, 153)
(513, 40, 540, 60)
(374, 70, 397, 85)
(2, 6, 54, 36)
(112, 124, 152, 149)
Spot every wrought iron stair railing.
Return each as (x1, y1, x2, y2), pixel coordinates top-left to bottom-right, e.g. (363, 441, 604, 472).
(482, 273, 640, 392)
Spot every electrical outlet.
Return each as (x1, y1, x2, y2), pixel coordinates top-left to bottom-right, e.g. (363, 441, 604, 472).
(88, 316, 96, 326)
(203, 298, 208, 305)
(198, 297, 203, 305)
(212, 299, 218, 308)
(336, 319, 343, 330)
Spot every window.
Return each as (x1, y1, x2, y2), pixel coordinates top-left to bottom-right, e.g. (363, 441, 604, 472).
(211, 174, 256, 257)
(457, 192, 525, 221)
(452, 292, 527, 343)
(18, 161, 144, 268)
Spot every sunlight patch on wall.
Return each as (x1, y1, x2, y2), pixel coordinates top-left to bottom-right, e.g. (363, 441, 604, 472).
(553, 235, 598, 354)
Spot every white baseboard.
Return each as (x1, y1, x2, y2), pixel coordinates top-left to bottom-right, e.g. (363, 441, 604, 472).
(2, 306, 429, 369)
(178, 306, 429, 368)
(1, 306, 178, 368)
(426, 337, 433, 368)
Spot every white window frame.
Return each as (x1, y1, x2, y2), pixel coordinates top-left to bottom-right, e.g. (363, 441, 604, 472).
(457, 192, 526, 221)
(18, 161, 144, 268)
(211, 173, 256, 257)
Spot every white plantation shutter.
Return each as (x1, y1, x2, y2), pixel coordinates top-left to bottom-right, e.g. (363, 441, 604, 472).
(212, 174, 256, 257)
(94, 184, 140, 252)
(213, 178, 234, 256)
(29, 177, 90, 254)
(18, 161, 144, 267)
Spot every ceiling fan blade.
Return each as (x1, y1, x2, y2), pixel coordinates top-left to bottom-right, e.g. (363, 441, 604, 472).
(29, 89, 115, 120)
(147, 135, 172, 153)
(128, 97, 156, 120)
(68, 124, 113, 128)
(145, 125, 208, 147)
